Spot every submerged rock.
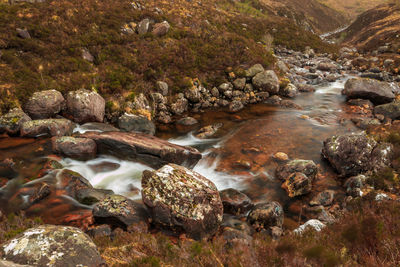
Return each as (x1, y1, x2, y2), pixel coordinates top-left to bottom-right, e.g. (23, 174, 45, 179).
(1, 225, 105, 267)
(247, 202, 284, 231)
(66, 89, 105, 123)
(52, 136, 97, 160)
(24, 90, 65, 119)
(141, 164, 223, 240)
(82, 131, 202, 169)
(20, 119, 75, 137)
(343, 78, 395, 104)
(322, 133, 393, 177)
(0, 108, 31, 135)
(93, 194, 148, 231)
(220, 188, 253, 215)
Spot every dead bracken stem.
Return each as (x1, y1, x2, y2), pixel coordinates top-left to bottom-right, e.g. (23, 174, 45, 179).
(209, 248, 224, 267)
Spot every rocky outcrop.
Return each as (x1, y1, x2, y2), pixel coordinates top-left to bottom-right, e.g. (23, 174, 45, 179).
(118, 113, 155, 135)
(20, 119, 75, 137)
(65, 89, 105, 123)
(1, 225, 105, 267)
(343, 78, 396, 104)
(276, 159, 318, 197)
(0, 108, 31, 135)
(141, 164, 223, 240)
(322, 133, 393, 177)
(93, 194, 148, 231)
(52, 136, 97, 160)
(82, 131, 202, 169)
(24, 90, 65, 119)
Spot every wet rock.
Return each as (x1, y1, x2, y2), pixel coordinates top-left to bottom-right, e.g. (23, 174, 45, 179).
(0, 158, 18, 178)
(322, 133, 393, 177)
(82, 131, 202, 169)
(76, 122, 119, 133)
(152, 21, 170, 37)
(294, 219, 326, 234)
(20, 119, 75, 137)
(76, 188, 113, 205)
(58, 169, 93, 199)
(194, 123, 222, 139)
(344, 174, 367, 197)
(297, 84, 315, 92)
(118, 113, 155, 135)
(156, 81, 169, 96)
(93, 194, 148, 231)
(374, 101, 400, 120)
(343, 78, 395, 104)
(1, 225, 105, 267)
(252, 70, 279, 94)
(19, 182, 51, 210)
(66, 89, 105, 123)
(229, 100, 244, 113)
(279, 83, 298, 98)
(141, 164, 223, 239)
(281, 172, 312, 197)
(265, 95, 282, 105)
(309, 190, 335, 206)
(220, 188, 253, 215)
(0, 108, 31, 135)
(24, 90, 65, 119)
(247, 202, 284, 231)
(280, 100, 302, 109)
(52, 136, 97, 160)
(273, 152, 289, 161)
(276, 159, 318, 181)
(177, 117, 198, 126)
(245, 64, 264, 78)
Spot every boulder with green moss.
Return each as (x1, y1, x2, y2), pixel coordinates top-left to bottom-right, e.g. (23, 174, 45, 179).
(141, 164, 223, 240)
(1, 225, 105, 267)
(0, 108, 31, 135)
(20, 119, 75, 137)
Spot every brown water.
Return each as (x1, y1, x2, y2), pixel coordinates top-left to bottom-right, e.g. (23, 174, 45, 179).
(0, 77, 360, 227)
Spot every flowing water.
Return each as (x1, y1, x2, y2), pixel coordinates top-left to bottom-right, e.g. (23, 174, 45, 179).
(0, 75, 360, 226)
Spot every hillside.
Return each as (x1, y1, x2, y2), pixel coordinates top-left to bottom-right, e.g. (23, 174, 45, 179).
(340, 3, 400, 52)
(317, 0, 387, 20)
(0, 0, 343, 114)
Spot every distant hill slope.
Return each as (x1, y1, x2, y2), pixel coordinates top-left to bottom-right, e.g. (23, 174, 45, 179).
(317, 0, 387, 20)
(340, 4, 400, 51)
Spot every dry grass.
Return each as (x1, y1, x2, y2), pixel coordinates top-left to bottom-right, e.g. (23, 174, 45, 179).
(317, 0, 386, 20)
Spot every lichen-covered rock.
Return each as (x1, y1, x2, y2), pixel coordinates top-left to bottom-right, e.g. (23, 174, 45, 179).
(20, 119, 75, 137)
(229, 100, 244, 113)
(1, 225, 105, 267)
(252, 70, 279, 94)
(276, 159, 318, 197)
(220, 188, 253, 215)
(374, 101, 400, 120)
(343, 78, 396, 104)
(52, 136, 97, 160)
(66, 89, 105, 123)
(24, 90, 65, 119)
(118, 113, 155, 135)
(322, 133, 393, 177)
(76, 188, 113, 205)
(170, 96, 188, 115)
(141, 164, 223, 240)
(344, 175, 367, 197)
(82, 131, 202, 169)
(92, 194, 148, 231)
(245, 64, 264, 78)
(0, 108, 31, 135)
(247, 202, 284, 231)
(309, 190, 335, 206)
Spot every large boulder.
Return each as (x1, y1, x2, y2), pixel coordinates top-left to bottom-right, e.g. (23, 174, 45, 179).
(141, 164, 223, 239)
(374, 101, 400, 120)
(0, 108, 31, 135)
(152, 21, 170, 37)
(1, 225, 105, 267)
(343, 78, 396, 104)
(66, 89, 105, 123)
(118, 113, 156, 135)
(82, 131, 201, 169)
(276, 159, 318, 197)
(20, 119, 75, 137)
(52, 136, 97, 160)
(252, 70, 279, 94)
(322, 133, 393, 177)
(92, 194, 148, 231)
(24, 90, 65, 119)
